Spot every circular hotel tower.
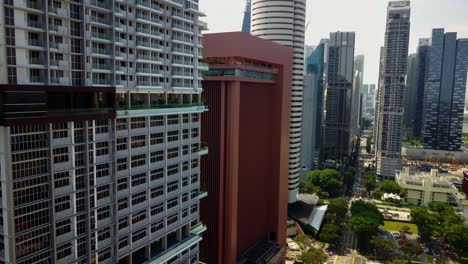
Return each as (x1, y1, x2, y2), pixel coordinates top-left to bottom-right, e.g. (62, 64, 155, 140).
(251, 0, 306, 203)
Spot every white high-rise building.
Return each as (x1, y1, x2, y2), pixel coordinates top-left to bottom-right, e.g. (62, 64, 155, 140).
(0, 0, 207, 263)
(251, 0, 306, 203)
(375, 1, 411, 179)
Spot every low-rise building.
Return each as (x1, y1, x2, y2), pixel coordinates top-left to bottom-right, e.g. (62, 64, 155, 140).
(396, 167, 468, 219)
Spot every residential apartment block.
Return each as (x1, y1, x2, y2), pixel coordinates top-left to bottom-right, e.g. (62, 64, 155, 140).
(0, 0, 207, 263)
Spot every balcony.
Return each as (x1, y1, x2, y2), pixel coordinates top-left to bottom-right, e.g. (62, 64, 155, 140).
(172, 82, 192, 88)
(27, 20, 43, 29)
(48, 6, 68, 17)
(147, 235, 201, 264)
(190, 222, 207, 235)
(26, 0, 43, 10)
(137, 68, 161, 75)
(91, 31, 110, 41)
(196, 146, 208, 156)
(88, 0, 108, 9)
(92, 79, 112, 85)
(117, 104, 206, 117)
(196, 190, 207, 199)
(136, 0, 163, 12)
(29, 57, 44, 65)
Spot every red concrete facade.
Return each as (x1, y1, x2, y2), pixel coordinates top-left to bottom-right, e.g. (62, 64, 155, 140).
(200, 32, 292, 264)
(463, 171, 468, 198)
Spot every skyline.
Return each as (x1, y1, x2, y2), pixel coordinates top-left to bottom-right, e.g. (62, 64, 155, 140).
(200, 0, 468, 85)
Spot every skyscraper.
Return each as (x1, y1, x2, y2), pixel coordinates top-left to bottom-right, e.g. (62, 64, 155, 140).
(363, 84, 376, 116)
(251, 0, 306, 203)
(200, 32, 292, 264)
(322, 31, 356, 162)
(373, 47, 385, 146)
(422, 28, 468, 151)
(352, 55, 365, 138)
(412, 38, 430, 139)
(242, 0, 252, 33)
(0, 1, 207, 263)
(375, 1, 411, 179)
(301, 42, 327, 177)
(404, 53, 418, 136)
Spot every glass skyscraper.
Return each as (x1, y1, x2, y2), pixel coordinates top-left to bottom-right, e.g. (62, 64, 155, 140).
(241, 0, 251, 33)
(423, 28, 468, 151)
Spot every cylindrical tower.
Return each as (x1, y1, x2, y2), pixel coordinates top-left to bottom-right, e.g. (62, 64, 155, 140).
(251, 0, 306, 203)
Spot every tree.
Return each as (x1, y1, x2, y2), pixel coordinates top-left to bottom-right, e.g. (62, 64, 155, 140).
(319, 224, 341, 244)
(298, 248, 328, 264)
(400, 225, 411, 234)
(328, 197, 348, 223)
(347, 201, 384, 248)
(293, 234, 315, 251)
(299, 180, 319, 195)
(410, 207, 439, 240)
(304, 169, 343, 198)
(366, 134, 373, 154)
(400, 241, 422, 263)
(363, 171, 376, 194)
(379, 180, 401, 194)
(370, 236, 396, 260)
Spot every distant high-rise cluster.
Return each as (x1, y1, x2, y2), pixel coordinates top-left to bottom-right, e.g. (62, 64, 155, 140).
(375, 1, 411, 179)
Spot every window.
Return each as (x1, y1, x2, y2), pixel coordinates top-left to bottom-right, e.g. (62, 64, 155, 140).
(98, 227, 111, 241)
(117, 178, 128, 191)
(151, 220, 164, 233)
(55, 196, 70, 212)
(53, 147, 69, 164)
(167, 115, 179, 125)
(167, 131, 179, 142)
(167, 164, 179, 176)
(182, 193, 189, 203)
(132, 228, 146, 243)
(53, 122, 68, 139)
(167, 181, 178, 193)
(191, 128, 199, 138)
(167, 147, 178, 159)
(56, 219, 71, 236)
(131, 117, 146, 129)
(97, 207, 110, 220)
(98, 249, 111, 262)
(132, 191, 146, 206)
(150, 203, 164, 216)
(131, 154, 146, 168)
(182, 161, 189, 171)
(117, 158, 128, 171)
(182, 114, 189, 123)
(191, 174, 198, 184)
(167, 213, 178, 225)
(132, 210, 147, 224)
(150, 150, 164, 163)
(191, 159, 198, 169)
(150, 185, 164, 198)
(150, 116, 163, 127)
(182, 177, 188, 187)
(182, 208, 188, 218)
(150, 132, 164, 145)
(95, 120, 109, 134)
(131, 135, 146, 148)
(131, 173, 146, 187)
(117, 138, 127, 151)
(182, 129, 189, 139)
(54, 171, 70, 188)
(167, 197, 178, 209)
(151, 168, 164, 181)
(119, 237, 129, 249)
(182, 145, 189, 155)
(118, 198, 128, 211)
(96, 185, 110, 200)
(118, 218, 128, 230)
(191, 113, 199, 122)
(117, 118, 127, 130)
(96, 142, 109, 156)
(190, 204, 198, 214)
(96, 163, 110, 178)
(57, 243, 72, 260)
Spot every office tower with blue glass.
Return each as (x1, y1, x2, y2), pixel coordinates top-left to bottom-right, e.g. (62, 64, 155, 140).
(322, 31, 355, 162)
(423, 28, 468, 151)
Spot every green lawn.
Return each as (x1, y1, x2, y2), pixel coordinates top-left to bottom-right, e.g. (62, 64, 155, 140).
(380, 220, 418, 234)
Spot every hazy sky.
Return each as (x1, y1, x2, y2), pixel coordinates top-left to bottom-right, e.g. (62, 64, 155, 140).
(200, 0, 468, 85)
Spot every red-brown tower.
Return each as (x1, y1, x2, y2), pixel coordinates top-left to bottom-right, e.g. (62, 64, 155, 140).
(199, 32, 292, 264)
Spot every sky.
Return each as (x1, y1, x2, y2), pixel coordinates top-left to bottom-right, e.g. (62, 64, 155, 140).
(199, 0, 468, 85)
